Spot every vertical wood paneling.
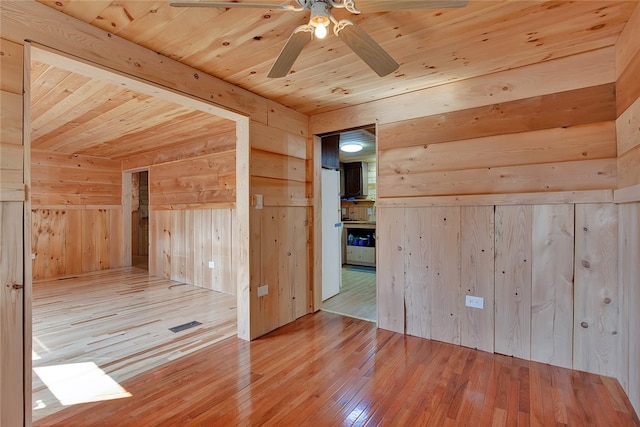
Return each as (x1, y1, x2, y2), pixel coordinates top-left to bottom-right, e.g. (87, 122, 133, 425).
(109, 209, 123, 269)
(404, 207, 431, 339)
(376, 207, 405, 333)
(429, 207, 461, 345)
(64, 210, 82, 275)
(618, 203, 640, 413)
(531, 204, 574, 369)
(460, 206, 494, 353)
(494, 205, 532, 359)
(171, 210, 187, 283)
(0, 202, 24, 427)
(574, 203, 619, 377)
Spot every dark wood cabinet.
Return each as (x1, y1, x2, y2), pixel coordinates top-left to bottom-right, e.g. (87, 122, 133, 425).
(321, 134, 340, 170)
(342, 162, 368, 197)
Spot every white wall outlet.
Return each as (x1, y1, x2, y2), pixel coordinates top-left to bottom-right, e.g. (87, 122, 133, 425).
(31, 253, 36, 260)
(342, 208, 347, 215)
(465, 295, 484, 309)
(367, 207, 373, 215)
(257, 284, 269, 297)
(208, 261, 215, 269)
(255, 194, 263, 210)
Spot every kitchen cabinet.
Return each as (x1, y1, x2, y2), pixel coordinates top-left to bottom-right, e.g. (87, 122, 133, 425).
(343, 222, 375, 267)
(342, 162, 368, 197)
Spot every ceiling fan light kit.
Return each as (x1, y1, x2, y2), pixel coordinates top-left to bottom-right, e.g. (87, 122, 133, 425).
(170, 0, 469, 78)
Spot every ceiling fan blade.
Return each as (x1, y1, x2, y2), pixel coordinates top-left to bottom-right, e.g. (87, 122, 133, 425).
(335, 21, 398, 77)
(169, 1, 300, 11)
(351, 0, 469, 13)
(268, 25, 314, 78)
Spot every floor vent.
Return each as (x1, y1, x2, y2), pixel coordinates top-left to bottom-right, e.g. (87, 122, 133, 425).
(169, 321, 202, 333)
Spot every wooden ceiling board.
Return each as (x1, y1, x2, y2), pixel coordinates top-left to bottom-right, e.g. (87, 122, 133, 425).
(27, 0, 637, 159)
(30, 61, 234, 159)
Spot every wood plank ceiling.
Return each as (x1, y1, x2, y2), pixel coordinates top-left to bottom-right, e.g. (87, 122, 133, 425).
(31, 0, 636, 159)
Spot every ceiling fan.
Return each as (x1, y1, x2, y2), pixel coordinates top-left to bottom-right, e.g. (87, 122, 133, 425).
(170, 0, 469, 78)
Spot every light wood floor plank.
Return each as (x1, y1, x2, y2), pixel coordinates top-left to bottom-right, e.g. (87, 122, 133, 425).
(34, 311, 640, 426)
(322, 266, 376, 321)
(32, 267, 237, 421)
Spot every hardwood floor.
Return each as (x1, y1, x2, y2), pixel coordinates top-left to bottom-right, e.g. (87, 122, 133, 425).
(322, 266, 376, 321)
(35, 310, 639, 426)
(32, 268, 237, 422)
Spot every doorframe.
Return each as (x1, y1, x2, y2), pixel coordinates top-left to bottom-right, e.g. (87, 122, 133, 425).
(122, 168, 149, 269)
(24, 43, 252, 423)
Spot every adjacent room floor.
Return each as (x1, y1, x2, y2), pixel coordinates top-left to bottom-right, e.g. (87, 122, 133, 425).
(322, 266, 376, 322)
(31, 267, 237, 422)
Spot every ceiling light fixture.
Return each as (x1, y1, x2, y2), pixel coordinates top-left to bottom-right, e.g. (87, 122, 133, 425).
(309, 1, 331, 39)
(341, 143, 363, 153)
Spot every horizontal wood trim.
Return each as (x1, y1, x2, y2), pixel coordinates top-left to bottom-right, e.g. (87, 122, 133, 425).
(376, 190, 614, 207)
(617, 145, 640, 188)
(0, 38, 23, 94)
(378, 159, 616, 198)
(31, 150, 120, 169)
(250, 149, 306, 183)
(0, 90, 22, 145)
(614, 183, 640, 204)
(122, 131, 236, 170)
(378, 122, 616, 176)
(250, 120, 307, 160)
(617, 95, 640, 157)
(32, 204, 121, 210)
(150, 189, 236, 207)
(615, 1, 640, 79)
(150, 202, 235, 210)
(310, 47, 615, 134)
(378, 85, 616, 151)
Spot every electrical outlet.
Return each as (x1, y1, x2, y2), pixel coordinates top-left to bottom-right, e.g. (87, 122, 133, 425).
(255, 194, 263, 210)
(465, 295, 484, 309)
(208, 261, 215, 269)
(367, 207, 373, 215)
(257, 284, 269, 297)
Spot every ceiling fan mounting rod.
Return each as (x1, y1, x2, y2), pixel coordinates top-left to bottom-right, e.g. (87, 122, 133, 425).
(295, 0, 361, 14)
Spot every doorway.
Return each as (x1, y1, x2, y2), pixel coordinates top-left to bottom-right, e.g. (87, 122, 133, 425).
(320, 126, 377, 322)
(131, 171, 149, 270)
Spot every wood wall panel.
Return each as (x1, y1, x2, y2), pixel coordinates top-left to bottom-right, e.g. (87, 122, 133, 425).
(574, 203, 619, 378)
(617, 146, 640, 188)
(530, 204, 574, 369)
(494, 205, 532, 360)
(122, 129, 236, 171)
(618, 203, 640, 414)
(616, 97, 640, 157)
(149, 208, 236, 295)
(378, 85, 615, 151)
(404, 207, 432, 340)
(311, 47, 615, 134)
(0, 38, 23, 93)
(0, 91, 22, 146)
(249, 206, 310, 338)
(31, 150, 121, 206)
(460, 206, 494, 353)
(376, 207, 405, 334)
(31, 208, 123, 280)
(0, 202, 24, 427)
(379, 121, 616, 176)
(378, 158, 616, 198)
(149, 150, 235, 208)
(250, 150, 306, 183)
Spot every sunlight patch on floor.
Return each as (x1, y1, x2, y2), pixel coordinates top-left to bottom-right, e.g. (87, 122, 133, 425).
(33, 362, 131, 406)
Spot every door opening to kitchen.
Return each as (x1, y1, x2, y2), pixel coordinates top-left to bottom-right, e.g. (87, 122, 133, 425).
(320, 126, 377, 322)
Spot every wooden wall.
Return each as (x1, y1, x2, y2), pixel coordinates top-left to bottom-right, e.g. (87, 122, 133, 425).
(615, 3, 640, 416)
(312, 26, 639, 415)
(249, 114, 313, 338)
(0, 36, 25, 427)
(149, 209, 235, 295)
(30, 149, 124, 279)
